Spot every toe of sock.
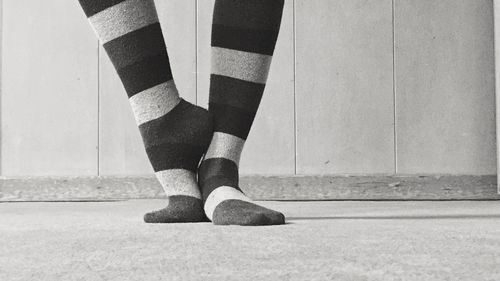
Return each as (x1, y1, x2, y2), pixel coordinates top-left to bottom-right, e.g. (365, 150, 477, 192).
(143, 211, 164, 223)
(144, 196, 207, 223)
(212, 199, 285, 226)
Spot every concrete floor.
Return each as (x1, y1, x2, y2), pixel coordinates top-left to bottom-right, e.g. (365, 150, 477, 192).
(1, 200, 499, 281)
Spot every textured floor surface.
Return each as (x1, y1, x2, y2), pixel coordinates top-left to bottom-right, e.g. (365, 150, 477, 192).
(1, 200, 500, 281)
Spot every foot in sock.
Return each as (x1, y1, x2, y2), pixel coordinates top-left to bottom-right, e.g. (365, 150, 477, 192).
(198, 134, 285, 226)
(140, 99, 213, 223)
(198, 0, 286, 226)
(77, 0, 212, 223)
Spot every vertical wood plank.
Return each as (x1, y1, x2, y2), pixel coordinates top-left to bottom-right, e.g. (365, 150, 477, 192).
(0, 0, 3, 175)
(99, 0, 197, 175)
(395, 0, 496, 174)
(1, 0, 98, 176)
(195, 0, 213, 108)
(157, 0, 197, 104)
(495, 0, 500, 192)
(295, 0, 395, 174)
(196, 0, 296, 175)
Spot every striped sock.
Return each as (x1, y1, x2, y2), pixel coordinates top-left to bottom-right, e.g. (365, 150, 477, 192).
(78, 0, 213, 223)
(198, 0, 285, 226)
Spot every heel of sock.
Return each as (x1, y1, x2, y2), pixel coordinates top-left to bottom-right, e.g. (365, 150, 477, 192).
(139, 99, 214, 173)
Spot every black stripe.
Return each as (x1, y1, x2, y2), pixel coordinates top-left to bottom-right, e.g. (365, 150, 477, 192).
(211, 24, 279, 56)
(209, 103, 256, 140)
(139, 99, 213, 148)
(201, 176, 243, 202)
(146, 143, 205, 172)
(209, 75, 265, 112)
(78, 0, 127, 17)
(213, 0, 284, 31)
(117, 53, 172, 98)
(198, 158, 240, 201)
(103, 23, 166, 70)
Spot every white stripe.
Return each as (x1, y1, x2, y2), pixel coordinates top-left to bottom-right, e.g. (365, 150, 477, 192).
(155, 169, 201, 199)
(129, 81, 180, 125)
(204, 186, 252, 220)
(89, 0, 158, 44)
(211, 47, 272, 84)
(204, 132, 245, 165)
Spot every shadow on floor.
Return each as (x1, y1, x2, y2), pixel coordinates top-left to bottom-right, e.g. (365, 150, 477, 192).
(287, 214, 500, 220)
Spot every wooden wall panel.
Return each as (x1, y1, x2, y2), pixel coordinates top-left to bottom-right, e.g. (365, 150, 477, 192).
(0, 0, 497, 178)
(395, 0, 496, 174)
(196, 0, 296, 175)
(1, 0, 98, 176)
(98, 0, 197, 175)
(0, 0, 3, 175)
(495, 0, 500, 191)
(295, 0, 395, 174)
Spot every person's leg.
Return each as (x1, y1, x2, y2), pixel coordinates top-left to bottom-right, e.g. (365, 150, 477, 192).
(198, 0, 285, 225)
(77, 0, 212, 223)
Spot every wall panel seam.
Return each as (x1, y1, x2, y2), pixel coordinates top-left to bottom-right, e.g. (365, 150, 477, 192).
(293, 0, 297, 175)
(195, 0, 198, 105)
(97, 42, 101, 176)
(392, 0, 398, 174)
(0, 0, 3, 176)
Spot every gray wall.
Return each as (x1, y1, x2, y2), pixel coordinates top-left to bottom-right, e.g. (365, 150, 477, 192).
(0, 0, 496, 176)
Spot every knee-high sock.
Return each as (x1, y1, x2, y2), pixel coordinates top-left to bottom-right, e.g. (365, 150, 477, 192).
(198, 0, 285, 225)
(78, 0, 212, 223)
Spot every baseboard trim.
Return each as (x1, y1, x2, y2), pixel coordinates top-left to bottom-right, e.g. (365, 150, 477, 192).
(1, 175, 499, 201)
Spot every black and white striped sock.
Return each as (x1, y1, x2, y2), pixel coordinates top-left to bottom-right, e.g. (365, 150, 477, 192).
(78, 0, 213, 223)
(198, 0, 286, 225)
